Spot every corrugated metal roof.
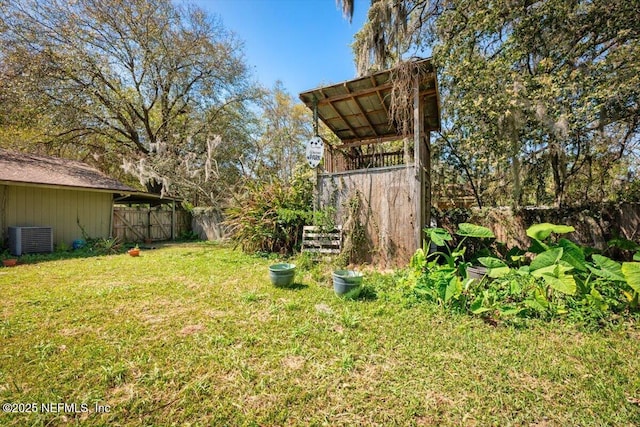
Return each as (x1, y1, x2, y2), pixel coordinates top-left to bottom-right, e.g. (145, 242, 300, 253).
(0, 149, 137, 193)
(299, 58, 440, 146)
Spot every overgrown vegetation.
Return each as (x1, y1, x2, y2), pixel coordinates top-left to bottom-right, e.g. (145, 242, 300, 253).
(1, 243, 639, 425)
(383, 222, 640, 329)
(225, 168, 337, 255)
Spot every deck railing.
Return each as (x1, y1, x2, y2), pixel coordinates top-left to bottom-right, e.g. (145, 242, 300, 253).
(324, 146, 409, 173)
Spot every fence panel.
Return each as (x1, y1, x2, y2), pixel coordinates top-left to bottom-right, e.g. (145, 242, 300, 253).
(112, 207, 191, 242)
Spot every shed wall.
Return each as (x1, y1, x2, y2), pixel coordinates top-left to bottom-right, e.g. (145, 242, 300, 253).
(319, 165, 417, 267)
(1, 184, 112, 247)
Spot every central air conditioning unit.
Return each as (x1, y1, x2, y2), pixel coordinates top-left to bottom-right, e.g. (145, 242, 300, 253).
(8, 226, 54, 256)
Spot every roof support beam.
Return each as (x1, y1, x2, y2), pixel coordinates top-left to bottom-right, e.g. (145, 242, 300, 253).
(344, 83, 379, 137)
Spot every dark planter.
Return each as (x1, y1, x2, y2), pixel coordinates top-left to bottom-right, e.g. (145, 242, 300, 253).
(333, 270, 363, 299)
(467, 265, 488, 280)
(269, 263, 296, 287)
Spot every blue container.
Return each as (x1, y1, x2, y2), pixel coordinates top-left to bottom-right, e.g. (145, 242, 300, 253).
(333, 270, 363, 299)
(72, 239, 86, 250)
(269, 263, 296, 287)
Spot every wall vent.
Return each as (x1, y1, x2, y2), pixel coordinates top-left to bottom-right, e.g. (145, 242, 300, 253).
(8, 227, 54, 256)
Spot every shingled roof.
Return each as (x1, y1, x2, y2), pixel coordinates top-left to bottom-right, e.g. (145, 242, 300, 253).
(0, 149, 137, 193)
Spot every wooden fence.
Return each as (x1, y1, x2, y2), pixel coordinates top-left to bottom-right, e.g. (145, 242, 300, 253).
(112, 207, 191, 243)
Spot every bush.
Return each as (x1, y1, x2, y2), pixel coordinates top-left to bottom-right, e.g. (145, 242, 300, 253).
(225, 170, 313, 255)
(392, 222, 640, 327)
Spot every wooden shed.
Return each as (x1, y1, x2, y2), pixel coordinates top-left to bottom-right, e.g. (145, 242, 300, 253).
(0, 149, 180, 249)
(299, 58, 440, 267)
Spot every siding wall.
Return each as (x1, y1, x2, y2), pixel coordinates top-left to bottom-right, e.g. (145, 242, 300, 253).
(319, 165, 418, 268)
(0, 184, 112, 247)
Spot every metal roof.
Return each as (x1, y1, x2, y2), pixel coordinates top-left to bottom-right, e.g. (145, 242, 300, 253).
(299, 58, 440, 146)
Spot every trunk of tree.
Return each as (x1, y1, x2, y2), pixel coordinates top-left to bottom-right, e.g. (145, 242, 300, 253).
(551, 151, 565, 207)
(511, 135, 522, 208)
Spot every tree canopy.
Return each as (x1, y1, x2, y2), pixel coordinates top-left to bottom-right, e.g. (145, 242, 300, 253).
(0, 0, 259, 201)
(352, 0, 640, 207)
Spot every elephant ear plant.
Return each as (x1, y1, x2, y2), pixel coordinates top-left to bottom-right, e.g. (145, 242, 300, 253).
(477, 222, 640, 319)
(410, 223, 496, 307)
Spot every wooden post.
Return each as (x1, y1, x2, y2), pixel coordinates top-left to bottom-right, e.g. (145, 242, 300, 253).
(424, 132, 431, 231)
(171, 200, 176, 240)
(413, 78, 425, 251)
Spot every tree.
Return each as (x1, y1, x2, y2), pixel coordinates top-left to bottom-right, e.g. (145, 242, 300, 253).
(0, 0, 258, 199)
(350, 0, 640, 207)
(252, 82, 314, 183)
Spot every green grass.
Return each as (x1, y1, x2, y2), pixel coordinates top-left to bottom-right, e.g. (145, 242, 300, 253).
(1, 242, 639, 426)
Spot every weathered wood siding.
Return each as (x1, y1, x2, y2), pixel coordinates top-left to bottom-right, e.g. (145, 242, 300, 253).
(319, 165, 417, 267)
(0, 184, 112, 247)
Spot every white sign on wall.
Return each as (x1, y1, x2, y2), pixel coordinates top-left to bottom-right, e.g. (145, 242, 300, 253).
(305, 136, 324, 168)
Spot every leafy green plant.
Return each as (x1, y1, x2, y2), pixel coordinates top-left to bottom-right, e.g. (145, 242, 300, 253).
(225, 169, 313, 255)
(407, 221, 639, 325)
(92, 237, 121, 255)
(409, 223, 496, 309)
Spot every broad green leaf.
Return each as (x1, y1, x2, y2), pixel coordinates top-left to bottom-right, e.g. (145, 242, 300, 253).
(530, 248, 563, 271)
(510, 280, 521, 295)
(498, 306, 522, 317)
(559, 239, 587, 272)
(528, 238, 549, 254)
(634, 251, 640, 261)
(541, 271, 577, 295)
(444, 276, 461, 303)
(524, 297, 547, 312)
(478, 257, 507, 268)
(426, 228, 452, 247)
(621, 262, 640, 293)
(526, 223, 575, 241)
(470, 297, 491, 314)
(531, 265, 558, 278)
(607, 237, 639, 251)
(589, 255, 625, 282)
(456, 223, 495, 238)
(488, 267, 511, 278)
(410, 248, 426, 271)
(532, 262, 572, 278)
(478, 257, 510, 278)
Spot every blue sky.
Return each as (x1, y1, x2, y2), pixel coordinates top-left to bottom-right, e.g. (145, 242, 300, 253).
(189, 0, 369, 97)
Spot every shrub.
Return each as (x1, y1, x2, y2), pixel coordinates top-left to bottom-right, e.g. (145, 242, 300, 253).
(402, 222, 640, 327)
(225, 170, 313, 254)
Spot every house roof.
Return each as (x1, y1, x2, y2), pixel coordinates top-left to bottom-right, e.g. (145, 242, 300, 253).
(0, 148, 138, 193)
(299, 58, 440, 147)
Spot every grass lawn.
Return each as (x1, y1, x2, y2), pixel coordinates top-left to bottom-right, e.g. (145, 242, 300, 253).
(1, 242, 639, 426)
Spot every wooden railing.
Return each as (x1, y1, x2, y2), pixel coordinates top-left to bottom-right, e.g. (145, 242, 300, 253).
(324, 146, 409, 173)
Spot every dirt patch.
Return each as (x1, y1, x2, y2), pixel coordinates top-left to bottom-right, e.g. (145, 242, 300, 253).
(179, 324, 205, 336)
(281, 356, 306, 370)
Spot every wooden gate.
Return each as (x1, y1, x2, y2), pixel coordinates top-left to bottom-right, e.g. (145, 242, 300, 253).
(112, 207, 191, 242)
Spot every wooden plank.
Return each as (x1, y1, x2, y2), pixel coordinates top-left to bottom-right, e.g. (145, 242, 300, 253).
(314, 82, 393, 105)
(302, 225, 343, 256)
(414, 76, 425, 252)
(113, 209, 146, 241)
(150, 210, 171, 239)
(303, 248, 341, 254)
